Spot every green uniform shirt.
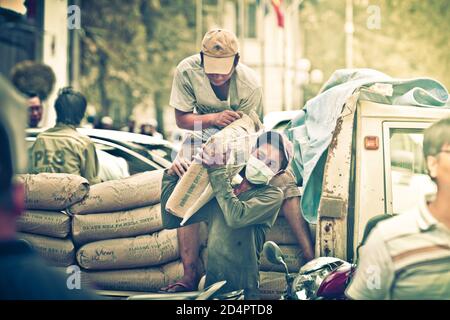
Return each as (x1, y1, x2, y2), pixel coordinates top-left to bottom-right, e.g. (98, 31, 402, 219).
(169, 54, 264, 140)
(206, 167, 283, 299)
(29, 123, 100, 184)
(347, 193, 450, 300)
(160, 168, 283, 299)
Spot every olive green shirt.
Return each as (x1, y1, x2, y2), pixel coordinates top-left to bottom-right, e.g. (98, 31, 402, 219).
(205, 167, 284, 299)
(29, 123, 100, 184)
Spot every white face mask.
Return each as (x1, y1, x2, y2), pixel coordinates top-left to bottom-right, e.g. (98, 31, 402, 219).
(245, 155, 277, 185)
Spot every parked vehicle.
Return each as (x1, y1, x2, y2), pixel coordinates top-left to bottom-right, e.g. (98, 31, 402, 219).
(263, 241, 354, 300)
(265, 90, 450, 262)
(26, 128, 177, 179)
(263, 111, 302, 131)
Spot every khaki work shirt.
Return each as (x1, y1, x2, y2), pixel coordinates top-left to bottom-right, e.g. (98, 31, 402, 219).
(169, 54, 263, 140)
(29, 123, 100, 184)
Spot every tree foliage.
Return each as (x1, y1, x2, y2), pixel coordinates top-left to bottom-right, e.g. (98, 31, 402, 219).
(299, 0, 450, 101)
(79, 0, 196, 132)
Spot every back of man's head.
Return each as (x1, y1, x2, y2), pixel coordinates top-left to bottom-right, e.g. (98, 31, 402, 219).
(423, 117, 450, 159)
(55, 87, 87, 126)
(423, 117, 450, 181)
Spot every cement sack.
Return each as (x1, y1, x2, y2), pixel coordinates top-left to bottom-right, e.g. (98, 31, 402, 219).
(50, 266, 94, 290)
(166, 112, 261, 225)
(72, 204, 163, 245)
(266, 218, 297, 245)
(77, 229, 179, 270)
(16, 173, 89, 210)
(267, 218, 317, 245)
(17, 210, 71, 238)
(17, 232, 75, 267)
(260, 245, 303, 273)
(68, 169, 164, 215)
(259, 271, 286, 300)
(84, 260, 183, 292)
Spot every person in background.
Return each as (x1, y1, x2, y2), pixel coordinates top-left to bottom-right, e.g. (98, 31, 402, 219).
(28, 87, 100, 185)
(25, 91, 43, 128)
(83, 115, 96, 129)
(140, 119, 163, 139)
(10, 60, 56, 129)
(121, 115, 136, 133)
(0, 75, 95, 299)
(346, 117, 450, 300)
(99, 116, 114, 130)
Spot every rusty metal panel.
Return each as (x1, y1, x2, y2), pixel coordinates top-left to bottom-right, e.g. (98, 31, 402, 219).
(319, 196, 347, 218)
(316, 92, 359, 260)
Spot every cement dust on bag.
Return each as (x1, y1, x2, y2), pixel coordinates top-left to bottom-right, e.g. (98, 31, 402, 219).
(69, 169, 164, 214)
(72, 204, 163, 245)
(76, 229, 179, 270)
(16, 173, 89, 210)
(17, 210, 71, 238)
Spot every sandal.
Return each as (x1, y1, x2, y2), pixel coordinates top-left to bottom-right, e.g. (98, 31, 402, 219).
(159, 281, 196, 293)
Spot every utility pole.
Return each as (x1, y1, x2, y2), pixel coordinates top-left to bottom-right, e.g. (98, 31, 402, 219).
(239, 0, 245, 59)
(281, 12, 286, 111)
(196, 0, 203, 50)
(70, 0, 80, 90)
(290, 0, 303, 109)
(259, 0, 266, 116)
(345, 0, 354, 68)
(282, 0, 303, 111)
(218, 0, 225, 26)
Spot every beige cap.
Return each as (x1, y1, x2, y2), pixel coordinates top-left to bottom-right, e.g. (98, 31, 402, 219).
(201, 29, 239, 75)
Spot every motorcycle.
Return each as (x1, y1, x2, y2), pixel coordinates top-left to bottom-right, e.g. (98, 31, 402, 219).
(262, 241, 356, 300)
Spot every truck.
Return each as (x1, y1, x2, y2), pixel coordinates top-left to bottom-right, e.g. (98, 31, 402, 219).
(267, 90, 450, 263)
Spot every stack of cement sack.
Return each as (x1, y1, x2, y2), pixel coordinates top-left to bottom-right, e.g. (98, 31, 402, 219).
(258, 217, 317, 300)
(16, 171, 314, 298)
(67, 169, 188, 292)
(15, 173, 89, 267)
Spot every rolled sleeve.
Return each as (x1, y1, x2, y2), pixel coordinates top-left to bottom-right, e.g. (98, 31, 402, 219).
(346, 226, 395, 300)
(269, 169, 301, 200)
(169, 68, 196, 112)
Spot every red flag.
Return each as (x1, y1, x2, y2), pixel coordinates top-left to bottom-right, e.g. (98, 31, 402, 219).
(271, 0, 284, 28)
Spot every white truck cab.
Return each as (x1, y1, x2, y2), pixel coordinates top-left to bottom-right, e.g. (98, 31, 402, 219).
(315, 91, 450, 262)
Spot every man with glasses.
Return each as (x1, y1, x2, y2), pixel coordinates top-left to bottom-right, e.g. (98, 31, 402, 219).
(346, 117, 450, 300)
